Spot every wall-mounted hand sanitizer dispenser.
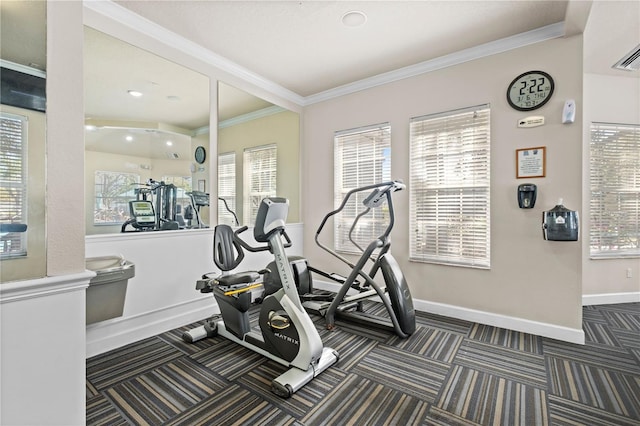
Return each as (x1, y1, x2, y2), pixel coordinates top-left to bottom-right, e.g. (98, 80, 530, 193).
(518, 183, 537, 208)
(542, 199, 579, 241)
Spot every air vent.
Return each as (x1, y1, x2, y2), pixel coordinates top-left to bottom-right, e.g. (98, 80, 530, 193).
(166, 152, 180, 159)
(612, 44, 640, 71)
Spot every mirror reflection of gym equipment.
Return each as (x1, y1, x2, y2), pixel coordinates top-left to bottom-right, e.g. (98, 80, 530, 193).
(121, 179, 209, 232)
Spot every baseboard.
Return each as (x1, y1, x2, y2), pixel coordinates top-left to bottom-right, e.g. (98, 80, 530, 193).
(582, 292, 640, 306)
(314, 280, 585, 344)
(86, 296, 219, 357)
(413, 298, 584, 344)
(87, 280, 593, 357)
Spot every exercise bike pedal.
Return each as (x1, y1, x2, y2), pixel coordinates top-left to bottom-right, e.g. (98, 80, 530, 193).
(181, 319, 218, 343)
(195, 278, 215, 293)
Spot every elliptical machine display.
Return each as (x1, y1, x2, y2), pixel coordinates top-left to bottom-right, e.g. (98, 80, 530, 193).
(126, 200, 156, 230)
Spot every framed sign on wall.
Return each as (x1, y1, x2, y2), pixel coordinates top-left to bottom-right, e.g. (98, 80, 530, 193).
(516, 147, 546, 178)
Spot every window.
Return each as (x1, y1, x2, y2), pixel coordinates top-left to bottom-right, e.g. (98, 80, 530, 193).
(409, 105, 491, 268)
(334, 123, 391, 253)
(243, 144, 277, 225)
(218, 152, 238, 225)
(94, 171, 139, 225)
(590, 122, 640, 258)
(0, 112, 28, 257)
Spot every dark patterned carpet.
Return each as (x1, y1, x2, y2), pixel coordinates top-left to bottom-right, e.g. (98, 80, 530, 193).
(87, 301, 640, 425)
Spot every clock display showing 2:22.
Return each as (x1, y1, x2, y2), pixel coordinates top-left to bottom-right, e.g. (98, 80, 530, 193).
(506, 71, 554, 111)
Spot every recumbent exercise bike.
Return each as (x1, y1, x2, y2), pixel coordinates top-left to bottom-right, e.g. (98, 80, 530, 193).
(182, 197, 338, 398)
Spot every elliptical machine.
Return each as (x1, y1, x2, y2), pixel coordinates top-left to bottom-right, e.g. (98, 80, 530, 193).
(184, 190, 210, 229)
(264, 180, 416, 338)
(182, 197, 338, 398)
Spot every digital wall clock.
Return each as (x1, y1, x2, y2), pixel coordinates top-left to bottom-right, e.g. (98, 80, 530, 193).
(194, 146, 206, 164)
(506, 70, 554, 111)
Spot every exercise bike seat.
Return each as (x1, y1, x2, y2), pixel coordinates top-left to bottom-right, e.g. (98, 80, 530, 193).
(217, 271, 260, 287)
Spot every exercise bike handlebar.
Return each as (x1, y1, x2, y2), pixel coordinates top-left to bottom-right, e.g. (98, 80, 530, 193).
(233, 225, 292, 253)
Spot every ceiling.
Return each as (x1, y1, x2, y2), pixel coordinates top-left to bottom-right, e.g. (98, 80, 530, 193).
(1, 1, 638, 132)
(115, 0, 572, 97)
(114, 0, 639, 96)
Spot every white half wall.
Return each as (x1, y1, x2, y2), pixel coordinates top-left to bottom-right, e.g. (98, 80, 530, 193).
(85, 224, 304, 356)
(0, 273, 92, 426)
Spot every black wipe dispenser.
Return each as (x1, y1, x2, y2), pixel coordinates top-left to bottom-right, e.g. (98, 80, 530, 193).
(542, 199, 579, 241)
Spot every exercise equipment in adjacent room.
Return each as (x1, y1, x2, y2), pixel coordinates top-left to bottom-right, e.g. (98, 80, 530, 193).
(121, 179, 180, 232)
(182, 197, 339, 398)
(184, 190, 210, 229)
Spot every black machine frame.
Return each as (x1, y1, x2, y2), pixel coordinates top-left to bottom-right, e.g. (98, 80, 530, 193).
(302, 180, 416, 338)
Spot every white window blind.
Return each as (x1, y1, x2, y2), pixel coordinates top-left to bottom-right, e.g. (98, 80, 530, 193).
(334, 123, 391, 254)
(243, 144, 277, 225)
(94, 171, 140, 224)
(0, 112, 28, 257)
(590, 122, 640, 258)
(409, 105, 491, 268)
(218, 151, 237, 225)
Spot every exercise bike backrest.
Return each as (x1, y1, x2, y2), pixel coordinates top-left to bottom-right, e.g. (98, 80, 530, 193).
(213, 225, 245, 272)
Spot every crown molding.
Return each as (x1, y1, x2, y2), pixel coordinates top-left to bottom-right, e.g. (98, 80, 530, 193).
(83, 0, 305, 106)
(303, 22, 566, 106)
(83, 1, 565, 109)
(218, 105, 286, 129)
(192, 105, 286, 134)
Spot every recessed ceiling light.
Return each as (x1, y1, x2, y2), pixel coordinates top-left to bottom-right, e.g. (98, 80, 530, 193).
(341, 10, 367, 27)
(128, 90, 143, 97)
(125, 135, 133, 142)
(85, 125, 97, 131)
(166, 141, 173, 146)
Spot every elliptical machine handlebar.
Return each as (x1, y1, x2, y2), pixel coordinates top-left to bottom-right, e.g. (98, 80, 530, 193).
(314, 180, 403, 266)
(314, 180, 404, 238)
(218, 197, 239, 226)
(233, 225, 293, 253)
